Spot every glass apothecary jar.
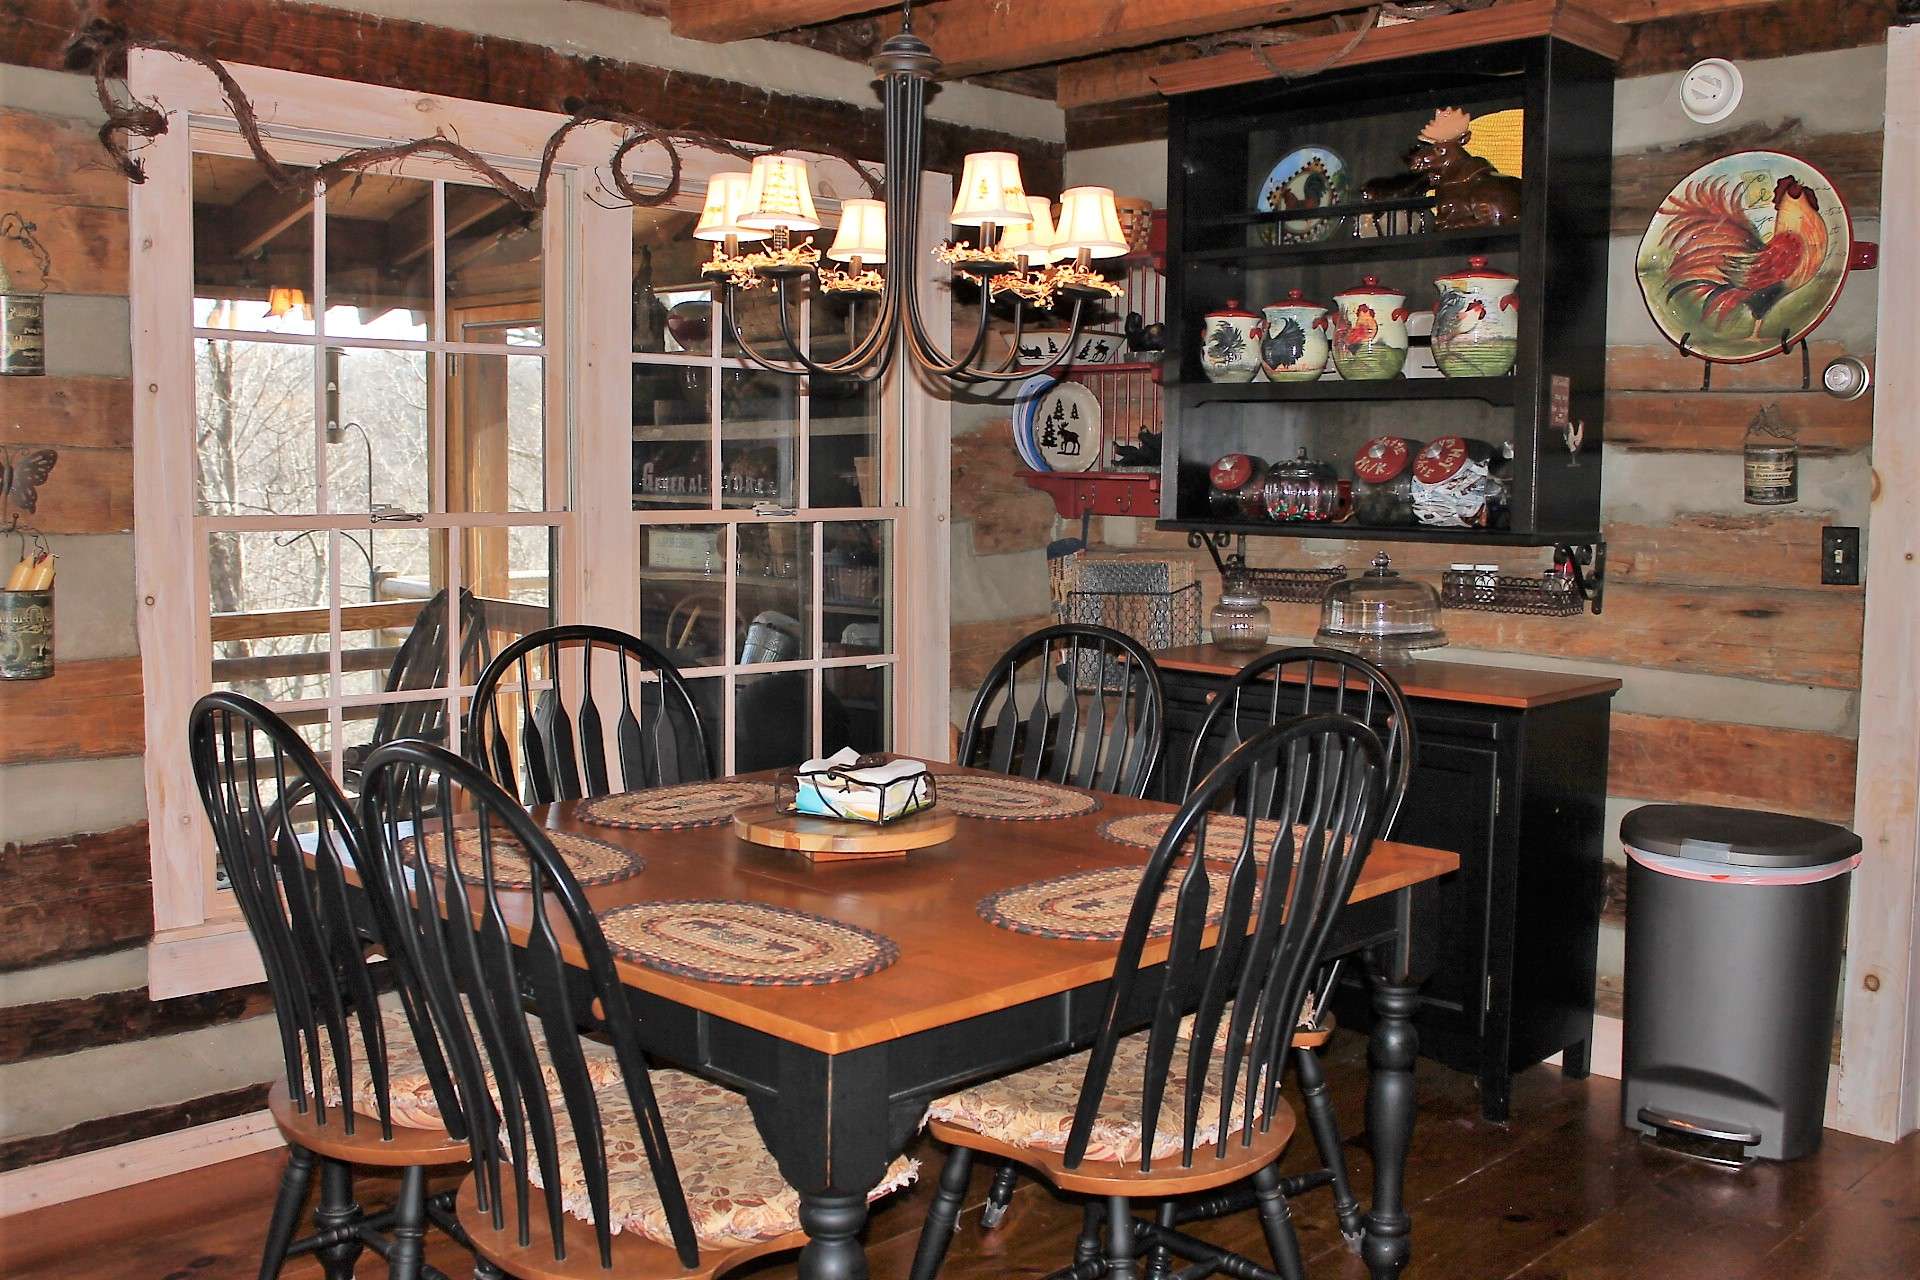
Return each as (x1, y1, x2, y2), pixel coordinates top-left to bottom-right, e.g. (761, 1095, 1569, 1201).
(1210, 571, 1271, 652)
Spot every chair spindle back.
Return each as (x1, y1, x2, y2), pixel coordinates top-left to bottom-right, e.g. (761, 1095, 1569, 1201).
(188, 692, 447, 1140)
(958, 623, 1167, 799)
(467, 624, 710, 805)
(1067, 715, 1388, 1172)
(357, 740, 700, 1271)
(1183, 646, 1415, 829)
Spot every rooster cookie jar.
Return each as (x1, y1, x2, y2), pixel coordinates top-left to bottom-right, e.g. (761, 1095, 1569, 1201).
(1331, 277, 1410, 380)
(1259, 290, 1332, 382)
(1199, 300, 1264, 383)
(1432, 257, 1520, 377)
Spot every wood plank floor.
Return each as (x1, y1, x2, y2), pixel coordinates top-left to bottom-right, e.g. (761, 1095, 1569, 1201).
(4, 1034, 1913, 1279)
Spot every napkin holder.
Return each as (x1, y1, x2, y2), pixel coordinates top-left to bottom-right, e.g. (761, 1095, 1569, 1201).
(781, 753, 937, 826)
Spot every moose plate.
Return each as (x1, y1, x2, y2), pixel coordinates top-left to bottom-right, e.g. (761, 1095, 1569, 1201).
(1028, 382, 1103, 474)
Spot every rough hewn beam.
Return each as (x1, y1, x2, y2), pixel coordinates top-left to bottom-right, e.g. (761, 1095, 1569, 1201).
(899, 0, 1372, 79)
(667, 0, 893, 42)
(0, 0, 1061, 189)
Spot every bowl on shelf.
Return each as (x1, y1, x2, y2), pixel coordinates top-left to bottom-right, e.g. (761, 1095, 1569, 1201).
(1008, 329, 1129, 368)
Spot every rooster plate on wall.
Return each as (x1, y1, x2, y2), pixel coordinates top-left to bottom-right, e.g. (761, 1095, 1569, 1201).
(1635, 149, 1856, 365)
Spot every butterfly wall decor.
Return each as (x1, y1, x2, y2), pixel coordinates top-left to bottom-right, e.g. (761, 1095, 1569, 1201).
(1, 446, 56, 519)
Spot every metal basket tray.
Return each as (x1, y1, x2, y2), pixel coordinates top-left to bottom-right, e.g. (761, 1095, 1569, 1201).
(779, 761, 938, 825)
(1441, 568, 1584, 617)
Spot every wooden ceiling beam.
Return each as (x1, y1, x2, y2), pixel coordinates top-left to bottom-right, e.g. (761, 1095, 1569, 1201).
(1055, 0, 1787, 107)
(666, 1, 896, 42)
(893, 0, 1376, 79)
(225, 181, 314, 259)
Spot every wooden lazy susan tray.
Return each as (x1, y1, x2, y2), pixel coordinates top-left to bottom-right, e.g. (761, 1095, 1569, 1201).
(733, 804, 957, 862)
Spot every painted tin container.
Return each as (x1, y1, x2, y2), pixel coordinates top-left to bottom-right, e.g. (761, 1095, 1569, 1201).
(1199, 299, 1264, 383)
(1411, 435, 1512, 529)
(0, 588, 53, 679)
(1331, 277, 1410, 380)
(1432, 256, 1520, 377)
(1259, 289, 1332, 382)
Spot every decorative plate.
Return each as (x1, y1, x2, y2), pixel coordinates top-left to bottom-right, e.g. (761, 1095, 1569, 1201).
(1030, 382, 1102, 474)
(1635, 150, 1852, 364)
(1013, 374, 1054, 471)
(1257, 145, 1351, 246)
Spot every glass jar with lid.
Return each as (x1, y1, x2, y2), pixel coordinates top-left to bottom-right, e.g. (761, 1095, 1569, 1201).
(1210, 570, 1271, 652)
(1314, 553, 1447, 665)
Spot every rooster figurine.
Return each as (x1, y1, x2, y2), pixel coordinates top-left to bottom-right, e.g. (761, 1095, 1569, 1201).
(1655, 173, 1832, 337)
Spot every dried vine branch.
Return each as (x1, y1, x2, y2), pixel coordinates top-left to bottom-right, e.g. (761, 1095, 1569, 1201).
(63, 20, 882, 215)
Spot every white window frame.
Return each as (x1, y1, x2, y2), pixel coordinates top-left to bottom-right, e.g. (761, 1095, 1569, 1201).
(130, 52, 952, 997)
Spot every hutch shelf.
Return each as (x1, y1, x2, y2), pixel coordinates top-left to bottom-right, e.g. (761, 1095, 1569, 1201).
(1156, 34, 1616, 578)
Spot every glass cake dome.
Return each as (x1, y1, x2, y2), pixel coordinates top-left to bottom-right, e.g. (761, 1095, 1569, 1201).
(1314, 553, 1448, 664)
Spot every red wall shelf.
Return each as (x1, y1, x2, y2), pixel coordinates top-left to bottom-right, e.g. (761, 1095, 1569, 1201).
(1022, 470, 1161, 519)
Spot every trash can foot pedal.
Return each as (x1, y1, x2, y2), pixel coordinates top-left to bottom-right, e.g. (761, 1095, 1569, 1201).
(1637, 1108, 1759, 1167)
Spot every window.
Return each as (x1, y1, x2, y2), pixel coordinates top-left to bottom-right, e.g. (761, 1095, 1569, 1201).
(189, 151, 563, 828)
(630, 209, 899, 774)
(130, 55, 950, 996)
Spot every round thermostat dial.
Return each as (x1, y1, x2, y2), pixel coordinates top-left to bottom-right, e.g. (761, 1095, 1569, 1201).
(1680, 58, 1743, 125)
(1821, 356, 1871, 401)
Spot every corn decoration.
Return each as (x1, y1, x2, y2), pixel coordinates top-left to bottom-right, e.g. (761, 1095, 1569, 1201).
(1, 444, 56, 678)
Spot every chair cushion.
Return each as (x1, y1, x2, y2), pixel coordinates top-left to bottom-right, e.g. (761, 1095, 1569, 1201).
(1176, 990, 1317, 1043)
(320, 1005, 623, 1130)
(534, 1070, 919, 1246)
(927, 1028, 1267, 1166)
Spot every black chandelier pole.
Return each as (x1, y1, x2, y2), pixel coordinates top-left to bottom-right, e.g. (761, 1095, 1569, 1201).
(718, 22, 1100, 385)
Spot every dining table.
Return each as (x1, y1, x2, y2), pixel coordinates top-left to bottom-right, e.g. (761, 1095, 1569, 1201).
(379, 760, 1458, 1280)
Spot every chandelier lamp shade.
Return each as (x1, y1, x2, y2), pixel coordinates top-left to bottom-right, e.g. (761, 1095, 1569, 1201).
(692, 4, 1124, 383)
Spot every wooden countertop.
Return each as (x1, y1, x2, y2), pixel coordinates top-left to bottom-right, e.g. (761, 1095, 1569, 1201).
(1154, 644, 1622, 711)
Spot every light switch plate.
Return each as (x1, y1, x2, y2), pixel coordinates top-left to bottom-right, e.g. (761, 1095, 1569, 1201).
(1822, 526, 1861, 586)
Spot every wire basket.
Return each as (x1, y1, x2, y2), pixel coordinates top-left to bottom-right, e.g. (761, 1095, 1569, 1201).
(779, 761, 937, 825)
(1062, 582, 1200, 689)
(1441, 567, 1584, 617)
(1244, 565, 1348, 603)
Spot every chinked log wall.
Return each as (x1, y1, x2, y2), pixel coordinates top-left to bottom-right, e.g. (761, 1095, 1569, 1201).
(0, 0, 1063, 1175)
(955, 27, 1886, 989)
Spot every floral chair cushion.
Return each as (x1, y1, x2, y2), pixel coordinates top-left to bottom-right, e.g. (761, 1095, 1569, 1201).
(532, 1070, 920, 1246)
(317, 1005, 623, 1130)
(927, 1026, 1269, 1167)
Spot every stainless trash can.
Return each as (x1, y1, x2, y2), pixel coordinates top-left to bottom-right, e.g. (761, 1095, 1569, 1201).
(1620, 804, 1860, 1161)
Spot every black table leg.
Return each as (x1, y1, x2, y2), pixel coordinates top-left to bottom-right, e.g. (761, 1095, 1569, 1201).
(1361, 888, 1425, 1280)
(749, 1042, 923, 1280)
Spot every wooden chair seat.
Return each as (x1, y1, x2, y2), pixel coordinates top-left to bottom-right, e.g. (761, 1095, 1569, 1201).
(459, 1171, 803, 1280)
(1176, 997, 1334, 1051)
(926, 1029, 1294, 1192)
(475, 1069, 918, 1254)
(316, 1005, 624, 1133)
(928, 1106, 1296, 1197)
(269, 1079, 470, 1168)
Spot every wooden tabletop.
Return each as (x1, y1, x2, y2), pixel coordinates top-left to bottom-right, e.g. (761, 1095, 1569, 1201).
(462, 763, 1459, 1056)
(1152, 644, 1623, 710)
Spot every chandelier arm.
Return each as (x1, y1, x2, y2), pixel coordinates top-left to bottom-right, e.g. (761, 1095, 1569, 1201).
(725, 280, 891, 382)
(933, 295, 1092, 384)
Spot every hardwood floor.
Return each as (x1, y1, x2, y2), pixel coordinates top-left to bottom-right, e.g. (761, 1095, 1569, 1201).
(4, 1034, 1913, 1280)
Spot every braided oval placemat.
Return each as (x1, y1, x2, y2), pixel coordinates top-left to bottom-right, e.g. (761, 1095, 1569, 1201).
(575, 780, 778, 830)
(599, 900, 900, 987)
(1097, 812, 1305, 862)
(936, 774, 1101, 822)
(399, 826, 643, 890)
(977, 864, 1231, 942)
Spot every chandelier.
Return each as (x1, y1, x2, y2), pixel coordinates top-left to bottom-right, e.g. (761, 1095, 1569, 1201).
(693, 6, 1127, 383)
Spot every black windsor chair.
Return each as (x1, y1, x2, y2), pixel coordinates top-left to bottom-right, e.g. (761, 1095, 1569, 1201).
(355, 740, 917, 1280)
(188, 692, 471, 1280)
(910, 714, 1391, 1280)
(340, 587, 490, 788)
(1177, 646, 1418, 1248)
(959, 622, 1170, 1228)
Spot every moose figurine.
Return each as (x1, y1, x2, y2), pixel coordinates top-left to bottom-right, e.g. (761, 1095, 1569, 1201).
(1404, 107, 1521, 230)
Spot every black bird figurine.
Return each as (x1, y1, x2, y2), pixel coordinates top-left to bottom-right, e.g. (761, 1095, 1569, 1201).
(1125, 311, 1167, 354)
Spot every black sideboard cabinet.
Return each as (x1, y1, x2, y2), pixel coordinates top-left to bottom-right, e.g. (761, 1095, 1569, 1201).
(1154, 646, 1617, 1120)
